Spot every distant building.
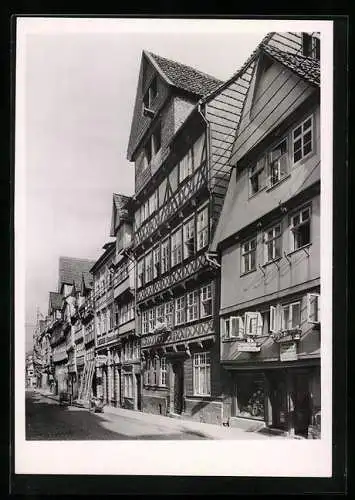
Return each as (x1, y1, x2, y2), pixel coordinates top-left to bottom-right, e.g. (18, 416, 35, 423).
(25, 352, 36, 389)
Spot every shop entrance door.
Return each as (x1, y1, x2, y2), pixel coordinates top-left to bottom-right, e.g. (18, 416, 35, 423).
(173, 362, 184, 414)
(293, 371, 312, 437)
(269, 372, 288, 430)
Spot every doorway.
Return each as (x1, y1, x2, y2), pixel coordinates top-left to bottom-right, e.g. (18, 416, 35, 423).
(293, 371, 312, 437)
(173, 362, 184, 414)
(268, 371, 288, 430)
(135, 374, 142, 411)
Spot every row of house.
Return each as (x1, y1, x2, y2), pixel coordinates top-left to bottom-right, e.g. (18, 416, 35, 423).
(33, 31, 321, 438)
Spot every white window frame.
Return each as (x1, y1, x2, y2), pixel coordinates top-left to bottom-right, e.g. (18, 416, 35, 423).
(171, 227, 182, 268)
(153, 245, 160, 279)
(249, 156, 266, 196)
(281, 301, 301, 331)
(161, 238, 170, 274)
(200, 284, 212, 318)
(145, 251, 153, 283)
(148, 308, 156, 333)
(244, 312, 263, 337)
(268, 138, 288, 187)
(193, 352, 211, 396)
(186, 290, 199, 323)
(307, 293, 320, 324)
(292, 115, 313, 164)
(156, 304, 165, 325)
(165, 301, 174, 327)
(290, 206, 311, 251)
(264, 224, 282, 263)
(241, 237, 257, 274)
(183, 216, 195, 260)
(221, 316, 244, 339)
(142, 310, 149, 335)
(137, 258, 145, 288)
(159, 357, 167, 386)
(197, 206, 209, 251)
(175, 296, 185, 326)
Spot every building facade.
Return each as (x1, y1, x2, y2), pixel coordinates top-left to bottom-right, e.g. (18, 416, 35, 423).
(211, 32, 321, 437)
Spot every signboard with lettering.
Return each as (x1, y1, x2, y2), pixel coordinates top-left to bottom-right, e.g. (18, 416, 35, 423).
(237, 342, 261, 353)
(280, 341, 298, 362)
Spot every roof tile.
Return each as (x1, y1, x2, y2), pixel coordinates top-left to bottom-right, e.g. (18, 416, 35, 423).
(58, 257, 95, 292)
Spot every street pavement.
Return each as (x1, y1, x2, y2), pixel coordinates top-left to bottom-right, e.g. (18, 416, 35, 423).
(26, 390, 280, 441)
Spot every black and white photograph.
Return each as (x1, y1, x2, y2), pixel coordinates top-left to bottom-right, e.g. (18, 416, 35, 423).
(15, 17, 335, 478)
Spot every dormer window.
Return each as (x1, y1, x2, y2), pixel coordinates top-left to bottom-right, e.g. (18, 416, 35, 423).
(142, 75, 157, 114)
(302, 33, 320, 60)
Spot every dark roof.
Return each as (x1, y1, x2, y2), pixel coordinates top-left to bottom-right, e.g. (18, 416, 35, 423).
(58, 256, 95, 292)
(263, 45, 320, 86)
(148, 51, 223, 97)
(110, 193, 133, 237)
(49, 291, 62, 311)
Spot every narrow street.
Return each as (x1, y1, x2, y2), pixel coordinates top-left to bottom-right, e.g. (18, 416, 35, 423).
(25, 390, 275, 440)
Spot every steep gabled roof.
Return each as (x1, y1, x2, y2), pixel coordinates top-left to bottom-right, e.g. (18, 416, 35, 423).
(263, 45, 320, 86)
(147, 51, 223, 97)
(49, 291, 62, 311)
(58, 256, 95, 292)
(110, 193, 133, 237)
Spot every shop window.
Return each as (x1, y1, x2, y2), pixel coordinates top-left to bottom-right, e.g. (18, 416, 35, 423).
(290, 207, 311, 250)
(159, 357, 167, 386)
(200, 284, 212, 318)
(183, 216, 195, 259)
(193, 352, 211, 396)
(307, 293, 320, 324)
(249, 157, 266, 196)
(292, 115, 313, 164)
(268, 139, 288, 186)
(241, 237, 257, 274)
(197, 207, 208, 251)
(264, 224, 282, 263)
(236, 374, 265, 420)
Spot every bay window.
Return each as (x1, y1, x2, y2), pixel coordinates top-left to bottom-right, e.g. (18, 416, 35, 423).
(193, 352, 211, 396)
(200, 284, 212, 318)
(171, 228, 182, 267)
(197, 207, 208, 251)
(183, 217, 195, 259)
(241, 237, 257, 273)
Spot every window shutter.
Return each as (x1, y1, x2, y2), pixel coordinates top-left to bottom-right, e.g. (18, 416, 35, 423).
(307, 293, 320, 324)
(220, 318, 226, 338)
(230, 316, 237, 337)
(236, 316, 244, 339)
(256, 312, 263, 336)
(245, 312, 259, 336)
(270, 306, 277, 333)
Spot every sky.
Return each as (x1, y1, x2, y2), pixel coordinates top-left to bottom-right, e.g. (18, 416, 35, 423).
(20, 19, 275, 350)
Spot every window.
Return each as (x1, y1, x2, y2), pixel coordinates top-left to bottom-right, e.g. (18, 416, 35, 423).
(186, 291, 199, 322)
(290, 207, 311, 250)
(148, 308, 156, 332)
(143, 75, 157, 110)
(160, 357, 167, 386)
(165, 301, 174, 327)
(193, 352, 211, 396)
(200, 285, 212, 318)
(241, 237, 257, 273)
(221, 316, 244, 339)
(171, 228, 182, 267)
(161, 238, 170, 274)
(268, 139, 288, 186)
(244, 312, 263, 337)
(197, 207, 208, 251)
(264, 224, 282, 263)
(102, 309, 107, 335)
(142, 310, 149, 335)
(137, 258, 145, 287)
(152, 357, 158, 385)
(145, 358, 152, 385)
(179, 149, 193, 183)
(183, 217, 195, 259)
(302, 33, 320, 60)
(127, 301, 134, 322)
(156, 304, 165, 325)
(153, 246, 160, 278)
(175, 296, 185, 325)
(249, 157, 266, 196)
(282, 302, 301, 330)
(292, 116, 313, 164)
(307, 293, 320, 324)
(124, 373, 133, 398)
(145, 252, 153, 283)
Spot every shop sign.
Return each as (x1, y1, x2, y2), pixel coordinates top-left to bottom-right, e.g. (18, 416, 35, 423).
(237, 342, 261, 352)
(280, 341, 298, 362)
